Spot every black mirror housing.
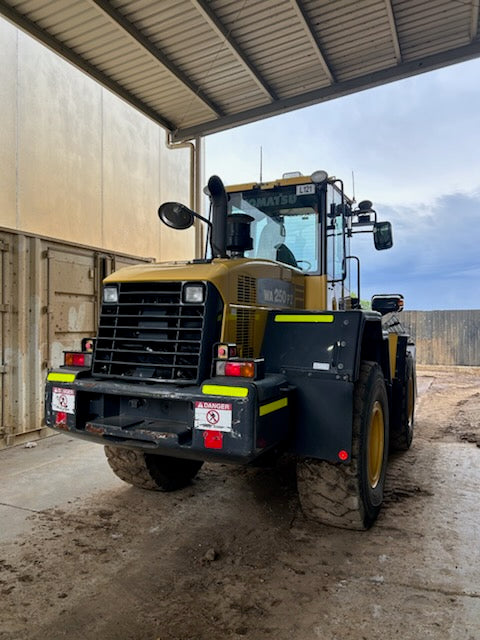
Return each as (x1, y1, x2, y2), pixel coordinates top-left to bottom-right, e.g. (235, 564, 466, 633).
(371, 293, 404, 315)
(158, 202, 195, 230)
(374, 221, 393, 250)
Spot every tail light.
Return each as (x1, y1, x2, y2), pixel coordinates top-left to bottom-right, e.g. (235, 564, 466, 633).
(64, 352, 92, 367)
(215, 358, 264, 379)
(225, 361, 255, 378)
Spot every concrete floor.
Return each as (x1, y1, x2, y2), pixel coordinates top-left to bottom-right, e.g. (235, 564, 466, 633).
(0, 435, 123, 542)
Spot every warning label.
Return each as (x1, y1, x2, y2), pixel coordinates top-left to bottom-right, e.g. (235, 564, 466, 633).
(194, 401, 232, 432)
(52, 387, 75, 415)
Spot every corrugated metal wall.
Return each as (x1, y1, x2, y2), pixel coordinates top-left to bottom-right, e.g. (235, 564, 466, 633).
(0, 229, 151, 450)
(402, 310, 480, 366)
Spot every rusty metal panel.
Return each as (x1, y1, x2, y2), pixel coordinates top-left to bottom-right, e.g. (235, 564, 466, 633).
(0, 230, 151, 450)
(47, 247, 97, 371)
(402, 310, 480, 366)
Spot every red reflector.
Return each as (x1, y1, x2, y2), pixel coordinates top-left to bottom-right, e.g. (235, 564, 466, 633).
(224, 361, 255, 378)
(338, 450, 349, 461)
(203, 430, 223, 449)
(64, 352, 86, 367)
(55, 411, 67, 425)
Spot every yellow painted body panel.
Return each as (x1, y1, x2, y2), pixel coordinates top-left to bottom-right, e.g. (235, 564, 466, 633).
(388, 333, 399, 379)
(226, 175, 313, 192)
(304, 275, 328, 310)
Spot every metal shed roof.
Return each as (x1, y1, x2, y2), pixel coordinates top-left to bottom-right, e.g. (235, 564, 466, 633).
(1, 0, 479, 141)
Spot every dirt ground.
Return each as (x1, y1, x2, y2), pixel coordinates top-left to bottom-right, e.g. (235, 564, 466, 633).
(1, 365, 479, 640)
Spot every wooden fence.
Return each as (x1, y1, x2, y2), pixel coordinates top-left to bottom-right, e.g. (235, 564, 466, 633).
(401, 310, 480, 366)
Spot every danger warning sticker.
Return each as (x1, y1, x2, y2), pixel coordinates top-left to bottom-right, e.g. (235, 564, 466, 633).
(52, 387, 75, 414)
(194, 401, 232, 432)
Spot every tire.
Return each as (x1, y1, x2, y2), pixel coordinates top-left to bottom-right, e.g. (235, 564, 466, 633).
(390, 353, 416, 451)
(297, 361, 389, 530)
(104, 446, 203, 491)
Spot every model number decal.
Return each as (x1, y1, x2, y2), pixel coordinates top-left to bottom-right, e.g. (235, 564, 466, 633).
(257, 279, 294, 308)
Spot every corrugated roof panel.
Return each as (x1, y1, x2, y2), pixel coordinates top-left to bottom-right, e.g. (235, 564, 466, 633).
(395, 0, 471, 60)
(1, 0, 479, 139)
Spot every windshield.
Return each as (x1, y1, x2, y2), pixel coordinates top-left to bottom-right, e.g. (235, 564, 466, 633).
(228, 185, 320, 272)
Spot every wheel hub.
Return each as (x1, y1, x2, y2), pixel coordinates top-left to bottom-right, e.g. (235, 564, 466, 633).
(368, 401, 385, 489)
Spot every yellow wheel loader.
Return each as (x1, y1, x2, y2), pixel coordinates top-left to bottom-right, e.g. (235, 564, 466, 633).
(45, 171, 415, 530)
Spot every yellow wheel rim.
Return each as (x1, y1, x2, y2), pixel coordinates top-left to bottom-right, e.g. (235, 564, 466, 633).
(407, 376, 414, 424)
(368, 401, 385, 489)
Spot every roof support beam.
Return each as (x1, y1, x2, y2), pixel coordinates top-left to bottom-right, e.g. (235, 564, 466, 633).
(471, 0, 479, 41)
(289, 0, 335, 83)
(0, 0, 175, 131)
(190, 0, 278, 102)
(385, 0, 402, 63)
(88, 0, 223, 117)
(173, 38, 480, 140)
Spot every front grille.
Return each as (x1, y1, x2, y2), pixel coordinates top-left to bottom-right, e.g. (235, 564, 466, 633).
(92, 281, 221, 384)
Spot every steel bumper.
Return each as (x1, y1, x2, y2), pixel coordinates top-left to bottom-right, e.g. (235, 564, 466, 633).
(45, 370, 291, 464)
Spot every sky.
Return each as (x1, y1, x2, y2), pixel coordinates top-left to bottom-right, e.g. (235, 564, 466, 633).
(205, 58, 480, 311)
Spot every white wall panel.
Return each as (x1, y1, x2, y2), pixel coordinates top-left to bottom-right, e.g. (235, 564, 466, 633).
(102, 90, 161, 258)
(17, 31, 103, 245)
(0, 20, 17, 230)
(0, 18, 194, 262)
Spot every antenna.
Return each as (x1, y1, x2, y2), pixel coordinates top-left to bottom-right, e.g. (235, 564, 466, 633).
(259, 146, 263, 184)
(351, 170, 356, 203)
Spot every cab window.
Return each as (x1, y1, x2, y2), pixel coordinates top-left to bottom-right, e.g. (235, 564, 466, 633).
(228, 187, 320, 272)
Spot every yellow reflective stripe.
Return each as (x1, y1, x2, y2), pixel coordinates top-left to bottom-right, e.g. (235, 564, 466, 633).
(202, 385, 249, 398)
(259, 397, 288, 417)
(47, 372, 76, 383)
(274, 314, 334, 323)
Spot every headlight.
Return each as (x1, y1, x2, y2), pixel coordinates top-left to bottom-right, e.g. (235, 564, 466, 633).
(183, 283, 205, 303)
(103, 286, 118, 303)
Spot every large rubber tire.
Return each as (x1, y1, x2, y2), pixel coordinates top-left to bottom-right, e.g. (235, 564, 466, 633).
(390, 353, 416, 451)
(297, 361, 389, 530)
(104, 446, 203, 491)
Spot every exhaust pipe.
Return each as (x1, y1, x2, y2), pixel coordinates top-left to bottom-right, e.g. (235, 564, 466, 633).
(208, 175, 227, 258)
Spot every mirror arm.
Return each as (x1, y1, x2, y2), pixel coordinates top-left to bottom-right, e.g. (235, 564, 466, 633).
(190, 210, 212, 227)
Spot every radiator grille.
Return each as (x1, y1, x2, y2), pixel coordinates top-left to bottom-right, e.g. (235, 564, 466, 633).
(236, 308, 255, 358)
(237, 275, 256, 304)
(93, 281, 219, 384)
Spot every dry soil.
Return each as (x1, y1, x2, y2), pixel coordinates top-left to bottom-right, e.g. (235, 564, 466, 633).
(1, 365, 479, 640)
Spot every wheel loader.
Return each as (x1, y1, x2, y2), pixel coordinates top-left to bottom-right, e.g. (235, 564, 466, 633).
(45, 170, 415, 530)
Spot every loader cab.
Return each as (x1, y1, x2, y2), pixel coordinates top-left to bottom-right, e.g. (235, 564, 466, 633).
(226, 172, 392, 311)
(226, 173, 354, 309)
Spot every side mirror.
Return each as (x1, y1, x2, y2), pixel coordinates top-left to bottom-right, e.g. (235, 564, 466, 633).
(374, 221, 393, 250)
(371, 294, 404, 315)
(158, 202, 195, 230)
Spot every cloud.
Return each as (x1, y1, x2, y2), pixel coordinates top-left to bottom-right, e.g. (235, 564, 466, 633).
(353, 192, 480, 309)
